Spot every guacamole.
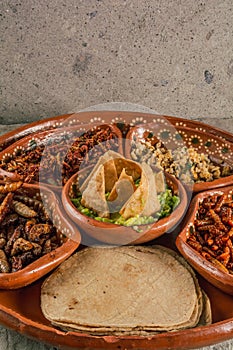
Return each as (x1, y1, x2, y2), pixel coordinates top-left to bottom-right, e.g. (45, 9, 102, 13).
(71, 188, 180, 227)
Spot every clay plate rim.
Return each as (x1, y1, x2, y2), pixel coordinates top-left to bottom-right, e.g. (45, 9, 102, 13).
(1, 111, 233, 152)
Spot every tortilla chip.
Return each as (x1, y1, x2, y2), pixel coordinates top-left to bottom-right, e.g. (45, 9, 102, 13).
(120, 162, 160, 219)
(113, 158, 141, 181)
(81, 164, 109, 218)
(119, 180, 146, 219)
(104, 159, 118, 192)
(107, 168, 135, 211)
(80, 150, 124, 193)
(141, 162, 161, 216)
(154, 170, 166, 193)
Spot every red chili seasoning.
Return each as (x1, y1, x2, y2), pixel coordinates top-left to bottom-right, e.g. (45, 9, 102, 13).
(0, 126, 119, 186)
(187, 193, 233, 274)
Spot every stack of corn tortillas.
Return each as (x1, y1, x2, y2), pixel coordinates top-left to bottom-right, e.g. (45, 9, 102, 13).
(41, 245, 211, 335)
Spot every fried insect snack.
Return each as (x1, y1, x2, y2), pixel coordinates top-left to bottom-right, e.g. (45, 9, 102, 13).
(0, 181, 62, 273)
(187, 193, 233, 274)
(0, 126, 119, 186)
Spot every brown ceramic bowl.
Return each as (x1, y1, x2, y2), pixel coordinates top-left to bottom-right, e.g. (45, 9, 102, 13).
(0, 182, 80, 289)
(62, 166, 188, 245)
(0, 123, 123, 191)
(176, 186, 233, 295)
(126, 124, 233, 193)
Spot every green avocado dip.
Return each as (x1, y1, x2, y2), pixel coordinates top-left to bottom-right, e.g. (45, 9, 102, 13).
(71, 188, 180, 227)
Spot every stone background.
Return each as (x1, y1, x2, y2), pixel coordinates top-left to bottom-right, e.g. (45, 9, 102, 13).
(0, 0, 233, 349)
(0, 0, 233, 124)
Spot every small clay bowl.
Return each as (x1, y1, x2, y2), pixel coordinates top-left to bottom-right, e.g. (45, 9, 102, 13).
(125, 124, 233, 193)
(0, 123, 123, 191)
(0, 182, 80, 289)
(62, 166, 188, 245)
(176, 186, 233, 295)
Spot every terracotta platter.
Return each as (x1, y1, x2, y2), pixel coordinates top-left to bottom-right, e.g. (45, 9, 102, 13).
(0, 112, 232, 349)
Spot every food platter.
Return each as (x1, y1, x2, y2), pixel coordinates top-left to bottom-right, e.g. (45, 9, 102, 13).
(0, 111, 233, 350)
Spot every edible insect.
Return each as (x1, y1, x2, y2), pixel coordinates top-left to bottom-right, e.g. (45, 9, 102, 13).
(0, 181, 23, 193)
(4, 224, 24, 255)
(13, 200, 37, 218)
(14, 195, 44, 212)
(25, 218, 37, 234)
(11, 252, 33, 272)
(28, 224, 52, 243)
(32, 242, 42, 257)
(1, 213, 19, 226)
(14, 195, 50, 221)
(42, 239, 52, 254)
(208, 209, 228, 232)
(0, 237, 6, 249)
(11, 237, 34, 256)
(0, 193, 14, 224)
(0, 249, 10, 273)
(214, 194, 227, 213)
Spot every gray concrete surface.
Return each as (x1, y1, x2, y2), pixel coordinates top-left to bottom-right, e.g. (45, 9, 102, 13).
(0, 0, 233, 349)
(0, 0, 233, 124)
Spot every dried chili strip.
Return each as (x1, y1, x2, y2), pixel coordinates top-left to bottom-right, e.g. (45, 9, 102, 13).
(187, 193, 233, 274)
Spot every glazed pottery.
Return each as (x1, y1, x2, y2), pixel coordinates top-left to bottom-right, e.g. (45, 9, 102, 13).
(176, 185, 233, 295)
(1, 111, 233, 151)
